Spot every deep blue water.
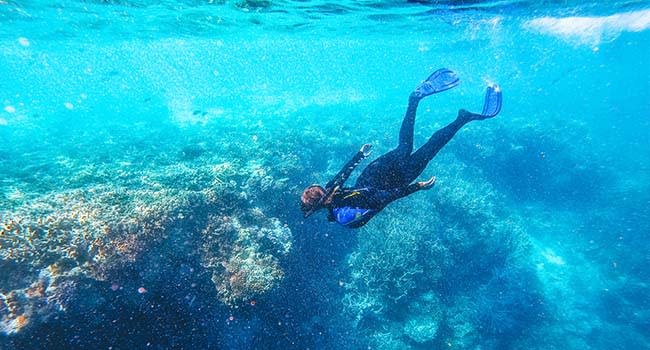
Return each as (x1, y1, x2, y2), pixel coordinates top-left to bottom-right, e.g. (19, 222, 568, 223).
(1, 0, 649, 349)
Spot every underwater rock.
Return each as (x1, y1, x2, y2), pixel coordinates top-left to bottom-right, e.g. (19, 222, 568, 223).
(179, 144, 206, 160)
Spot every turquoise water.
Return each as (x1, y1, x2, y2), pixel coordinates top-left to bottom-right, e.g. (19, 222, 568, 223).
(1, 1, 649, 349)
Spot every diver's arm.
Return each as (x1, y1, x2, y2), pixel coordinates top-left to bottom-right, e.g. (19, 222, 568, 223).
(376, 184, 420, 204)
(373, 177, 435, 206)
(325, 144, 372, 190)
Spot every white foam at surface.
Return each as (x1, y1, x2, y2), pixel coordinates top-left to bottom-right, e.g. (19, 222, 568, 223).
(524, 9, 650, 45)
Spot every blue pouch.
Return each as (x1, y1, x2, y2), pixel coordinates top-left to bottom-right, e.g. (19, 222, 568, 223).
(333, 207, 369, 226)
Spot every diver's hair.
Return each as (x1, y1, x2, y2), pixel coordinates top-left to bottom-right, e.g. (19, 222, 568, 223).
(300, 185, 325, 213)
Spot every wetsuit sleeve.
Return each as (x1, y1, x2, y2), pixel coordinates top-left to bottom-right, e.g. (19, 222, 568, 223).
(325, 150, 367, 190)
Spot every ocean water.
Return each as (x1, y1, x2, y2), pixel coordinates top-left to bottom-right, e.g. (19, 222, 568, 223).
(1, 0, 649, 349)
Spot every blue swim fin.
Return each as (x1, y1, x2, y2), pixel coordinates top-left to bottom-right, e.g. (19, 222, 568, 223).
(480, 84, 502, 118)
(413, 68, 460, 99)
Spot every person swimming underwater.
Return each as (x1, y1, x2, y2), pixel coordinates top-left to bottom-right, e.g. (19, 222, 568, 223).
(300, 68, 502, 228)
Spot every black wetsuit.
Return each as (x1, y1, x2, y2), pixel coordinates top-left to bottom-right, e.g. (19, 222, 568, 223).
(324, 97, 473, 228)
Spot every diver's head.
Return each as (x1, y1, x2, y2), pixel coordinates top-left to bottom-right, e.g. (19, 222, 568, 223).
(301, 185, 326, 218)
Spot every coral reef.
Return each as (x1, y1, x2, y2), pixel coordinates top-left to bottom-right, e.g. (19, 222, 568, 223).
(402, 292, 443, 344)
(341, 154, 537, 349)
(0, 265, 87, 335)
(342, 215, 424, 327)
(0, 153, 294, 335)
(201, 212, 291, 305)
(0, 186, 191, 274)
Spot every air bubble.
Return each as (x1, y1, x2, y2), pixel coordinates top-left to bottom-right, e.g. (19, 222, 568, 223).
(18, 37, 30, 47)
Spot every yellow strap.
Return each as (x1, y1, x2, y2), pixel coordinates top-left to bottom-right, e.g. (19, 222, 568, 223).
(343, 191, 361, 199)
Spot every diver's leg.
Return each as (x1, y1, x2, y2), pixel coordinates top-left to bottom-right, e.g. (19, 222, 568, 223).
(356, 94, 423, 188)
(357, 69, 462, 189)
(396, 95, 420, 155)
(404, 110, 472, 181)
(404, 85, 502, 181)
(398, 68, 461, 154)
(358, 112, 467, 189)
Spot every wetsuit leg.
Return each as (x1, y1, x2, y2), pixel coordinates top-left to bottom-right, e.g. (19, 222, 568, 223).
(397, 96, 420, 155)
(355, 97, 420, 189)
(403, 110, 472, 183)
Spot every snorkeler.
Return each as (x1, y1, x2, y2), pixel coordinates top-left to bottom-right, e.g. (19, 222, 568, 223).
(300, 68, 502, 228)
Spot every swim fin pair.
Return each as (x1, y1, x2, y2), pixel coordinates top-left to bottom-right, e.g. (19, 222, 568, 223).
(413, 68, 502, 119)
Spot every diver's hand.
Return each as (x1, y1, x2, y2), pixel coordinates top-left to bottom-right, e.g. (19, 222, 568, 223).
(360, 144, 372, 157)
(417, 176, 436, 190)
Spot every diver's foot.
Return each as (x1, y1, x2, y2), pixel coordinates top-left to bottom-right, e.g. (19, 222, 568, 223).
(417, 176, 436, 190)
(412, 68, 460, 100)
(457, 108, 485, 123)
(458, 109, 474, 121)
(459, 84, 502, 121)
